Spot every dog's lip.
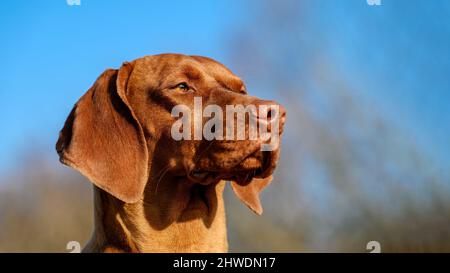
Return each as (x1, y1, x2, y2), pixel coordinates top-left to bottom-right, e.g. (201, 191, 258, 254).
(187, 170, 255, 185)
(187, 149, 275, 185)
(187, 170, 219, 185)
(191, 171, 208, 180)
(187, 164, 267, 185)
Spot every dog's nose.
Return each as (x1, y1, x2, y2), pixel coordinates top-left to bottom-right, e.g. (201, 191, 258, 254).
(254, 100, 286, 134)
(275, 104, 286, 127)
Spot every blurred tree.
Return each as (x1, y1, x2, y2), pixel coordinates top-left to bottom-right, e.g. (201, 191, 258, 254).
(0, 154, 92, 252)
(225, 0, 450, 252)
(1, 0, 449, 253)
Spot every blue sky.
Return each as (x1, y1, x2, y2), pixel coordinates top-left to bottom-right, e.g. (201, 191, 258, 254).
(300, 0, 450, 171)
(0, 0, 449, 174)
(330, 1, 450, 159)
(0, 0, 247, 172)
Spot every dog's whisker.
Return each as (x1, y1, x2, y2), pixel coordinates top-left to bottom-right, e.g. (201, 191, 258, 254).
(244, 172, 250, 182)
(193, 141, 215, 167)
(154, 165, 171, 195)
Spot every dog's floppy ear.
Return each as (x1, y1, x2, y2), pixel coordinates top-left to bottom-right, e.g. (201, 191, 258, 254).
(56, 62, 149, 203)
(231, 176, 273, 215)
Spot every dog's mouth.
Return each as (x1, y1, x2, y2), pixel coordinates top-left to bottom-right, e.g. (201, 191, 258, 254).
(187, 169, 262, 185)
(187, 150, 277, 186)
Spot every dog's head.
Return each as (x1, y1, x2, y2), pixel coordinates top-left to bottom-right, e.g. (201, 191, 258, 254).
(56, 54, 286, 215)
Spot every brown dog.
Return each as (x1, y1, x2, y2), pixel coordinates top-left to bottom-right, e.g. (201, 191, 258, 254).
(56, 54, 286, 252)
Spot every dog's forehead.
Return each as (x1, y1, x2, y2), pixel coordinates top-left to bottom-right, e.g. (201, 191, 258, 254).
(131, 54, 244, 90)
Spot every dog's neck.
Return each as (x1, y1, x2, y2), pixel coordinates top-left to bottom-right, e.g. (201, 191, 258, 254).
(83, 176, 228, 253)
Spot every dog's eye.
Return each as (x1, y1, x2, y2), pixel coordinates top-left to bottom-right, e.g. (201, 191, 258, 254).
(174, 82, 190, 92)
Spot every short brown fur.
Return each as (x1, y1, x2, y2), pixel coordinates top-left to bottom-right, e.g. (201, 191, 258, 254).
(56, 54, 286, 252)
